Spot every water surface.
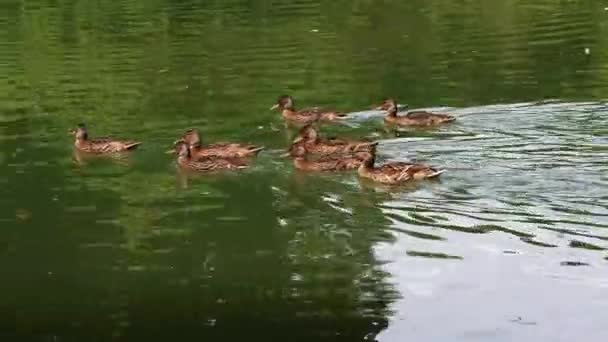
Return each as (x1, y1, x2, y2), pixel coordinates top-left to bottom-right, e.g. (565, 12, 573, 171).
(1, 1, 607, 341)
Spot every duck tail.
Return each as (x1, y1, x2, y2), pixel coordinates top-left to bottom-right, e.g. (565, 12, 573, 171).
(248, 146, 265, 155)
(441, 115, 456, 123)
(125, 142, 142, 150)
(322, 112, 348, 120)
(335, 112, 348, 119)
(360, 141, 379, 151)
(426, 169, 446, 179)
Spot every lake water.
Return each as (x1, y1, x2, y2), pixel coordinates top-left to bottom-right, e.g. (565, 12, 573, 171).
(1, 1, 607, 341)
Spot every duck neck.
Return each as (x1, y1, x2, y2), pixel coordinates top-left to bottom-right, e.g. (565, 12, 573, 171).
(177, 154, 189, 165)
(306, 129, 319, 143)
(358, 156, 375, 174)
(189, 133, 203, 147)
(189, 143, 202, 152)
(386, 107, 398, 117)
(75, 136, 87, 147)
(293, 156, 309, 170)
(282, 108, 296, 117)
(178, 146, 192, 165)
(75, 130, 88, 142)
(302, 136, 317, 145)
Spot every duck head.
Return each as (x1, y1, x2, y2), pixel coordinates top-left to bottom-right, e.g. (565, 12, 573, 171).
(284, 134, 308, 157)
(176, 142, 192, 160)
(362, 152, 375, 167)
(270, 95, 294, 111)
(291, 144, 308, 159)
(375, 98, 398, 116)
(70, 123, 88, 141)
(177, 128, 202, 146)
(359, 145, 377, 168)
(297, 124, 318, 142)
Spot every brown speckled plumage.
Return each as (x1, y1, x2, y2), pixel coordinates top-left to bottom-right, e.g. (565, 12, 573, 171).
(172, 128, 263, 159)
(288, 125, 377, 156)
(71, 123, 141, 153)
(357, 148, 444, 184)
(176, 142, 249, 172)
(290, 145, 367, 172)
(377, 99, 455, 127)
(271, 95, 347, 123)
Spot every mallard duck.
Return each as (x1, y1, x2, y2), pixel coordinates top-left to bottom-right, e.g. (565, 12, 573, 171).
(290, 145, 366, 171)
(176, 142, 249, 172)
(70, 123, 141, 153)
(270, 95, 347, 123)
(357, 148, 445, 184)
(288, 125, 378, 156)
(377, 98, 455, 126)
(170, 128, 263, 159)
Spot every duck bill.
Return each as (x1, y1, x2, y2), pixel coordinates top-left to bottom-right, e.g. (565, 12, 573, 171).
(165, 149, 176, 154)
(270, 104, 279, 110)
(279, 152, 291, 158)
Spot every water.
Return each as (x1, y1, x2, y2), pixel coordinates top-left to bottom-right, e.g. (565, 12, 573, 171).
(1, 1, 607, 341)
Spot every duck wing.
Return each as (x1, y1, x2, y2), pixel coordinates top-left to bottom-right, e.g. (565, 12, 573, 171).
(195, 143, 263, 158)
(314, 138, 376, 153)
(187, 158, 249, 172)
(322, 137, 348, 146)
(285, 110, 320, 123)
(86, 138, 141, 153)
(405, 111, 455, 124)
(379, 162, 443, 180)
(299, 107, 346, 121)
(306, 154, 362, 171)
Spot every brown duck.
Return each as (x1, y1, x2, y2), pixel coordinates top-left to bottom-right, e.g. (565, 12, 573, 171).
(176, 142, 249, 172)
(171, 128, 263, 159)
(271, 95, 347, 123)
(358, 148, 445, 184)
(71, 123, 141, 153)
(291, 145, 367, 172)
(287, 125, 378, 156)
(377, 98, 455, 126)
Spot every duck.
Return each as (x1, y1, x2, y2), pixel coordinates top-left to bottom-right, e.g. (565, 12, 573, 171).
(376, 98, 455, 126)
(175, 142, 249, 172)
(288, 125, 378, 156)
(290, 145, 367, 172)
(270, 95, 347, 123)
(70, 123, 141, 153)
(357, 148, 445, 184)
(170, 128, 263, 159)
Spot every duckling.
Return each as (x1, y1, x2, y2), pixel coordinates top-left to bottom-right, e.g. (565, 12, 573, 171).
(357, 149, 444, 184)
(176, 142, 249, 172)
(377, 98, 455, 126)
(171, 128, 263, 159)
(70, 123, 141, 153)
(288, 125, 378, 156)
(291, 145, 366, 172)
(270, 95, 347, 123)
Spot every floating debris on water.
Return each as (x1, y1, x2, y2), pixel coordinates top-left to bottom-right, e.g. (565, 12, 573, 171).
(560, 261, 590, 267)
(407, 250, 463, 260)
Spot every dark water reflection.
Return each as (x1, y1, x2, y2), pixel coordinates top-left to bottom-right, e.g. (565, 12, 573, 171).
(1, 1, 608, 341)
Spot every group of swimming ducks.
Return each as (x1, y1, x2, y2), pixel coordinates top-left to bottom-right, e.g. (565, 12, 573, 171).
(70, 95, 456, 185)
